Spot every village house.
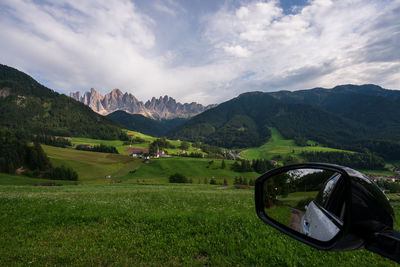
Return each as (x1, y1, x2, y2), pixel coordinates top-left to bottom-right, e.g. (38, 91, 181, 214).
(125, 147, 149, 158)
(153, 148, 170, 158)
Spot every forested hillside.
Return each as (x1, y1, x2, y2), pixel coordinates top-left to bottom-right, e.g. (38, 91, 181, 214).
(269, 84, 400, 136)
(107, 110, 187, 137)
(168, 92, 361, 148)
(169, 87, 400, 160)
(0, 64, 125, 140)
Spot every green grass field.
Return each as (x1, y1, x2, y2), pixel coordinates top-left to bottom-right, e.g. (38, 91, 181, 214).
(42, 145, 140, 184)
(359, 169, 397, 176)
(1, 135, 398, 265)
(0, 183, 396, 266)
(72, 130, 205, 156)
(0, 173, 76, 186)
(277, 191, 318, 206)
(241, 128, 352, 161)
(42, 145, 257, 185)
(121, 157, 259, 184)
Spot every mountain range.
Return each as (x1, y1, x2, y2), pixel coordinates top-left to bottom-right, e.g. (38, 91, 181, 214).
(1, 63, 400, 160)
(168, 84, 400, 159)
(70, 88, 216, 119)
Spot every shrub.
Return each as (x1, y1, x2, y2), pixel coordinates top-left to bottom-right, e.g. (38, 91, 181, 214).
(169, 173, 188, 183)
(44, 165, 78, 181)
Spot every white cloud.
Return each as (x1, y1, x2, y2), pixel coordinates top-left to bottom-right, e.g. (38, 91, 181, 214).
(203, 0, 400, 94)
(223, 45, 251, 57)
(0, 0, 399, 105)
(153, 2, 177, 16)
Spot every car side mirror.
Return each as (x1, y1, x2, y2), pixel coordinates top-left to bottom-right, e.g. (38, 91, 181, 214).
(255, 163, 400, 263)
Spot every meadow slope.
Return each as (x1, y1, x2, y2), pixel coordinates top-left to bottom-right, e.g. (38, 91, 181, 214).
(42, 145, 140, 184)
(241, 128, 353, 160)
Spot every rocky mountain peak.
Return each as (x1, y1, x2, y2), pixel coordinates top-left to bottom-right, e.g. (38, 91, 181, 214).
(111, 88, 123, 97)
(70, 88, 215, 119)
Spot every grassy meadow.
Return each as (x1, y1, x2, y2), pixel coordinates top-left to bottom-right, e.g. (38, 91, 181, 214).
(241, 128, 352, 161)
(42, 145, 257, 185)
(120, 157, 259, 184)
(0, 183, 397, 266)
(0, 173, 76, 186)
(1, 130, 399, 265)
(42, 145, 140, 184)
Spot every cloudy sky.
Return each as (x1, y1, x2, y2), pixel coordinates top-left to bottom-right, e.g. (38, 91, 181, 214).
(0, 0, 399, 104)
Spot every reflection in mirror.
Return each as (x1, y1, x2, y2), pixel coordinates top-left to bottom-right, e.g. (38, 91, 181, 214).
(263, 168, 345, 242)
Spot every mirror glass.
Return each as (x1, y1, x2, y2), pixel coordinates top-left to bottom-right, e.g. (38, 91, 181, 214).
(262, 168, 345, 242)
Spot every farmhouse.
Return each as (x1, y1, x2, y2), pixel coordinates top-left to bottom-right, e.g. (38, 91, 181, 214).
(125, 147, 149, 157)
(153, 148, 170, 158)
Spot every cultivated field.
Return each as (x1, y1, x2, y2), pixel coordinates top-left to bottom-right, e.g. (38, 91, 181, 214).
(0, 183, 397, 266)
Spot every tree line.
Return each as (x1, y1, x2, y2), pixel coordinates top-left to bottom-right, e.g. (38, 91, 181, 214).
(376, 180, 400, 193)
(76, 144, 119, 154)
(231, 159, 275, 174)
(32, 134, 72, 148)
(300, 151, 385, 170)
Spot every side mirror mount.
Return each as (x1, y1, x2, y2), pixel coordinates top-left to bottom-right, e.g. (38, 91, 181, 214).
(255, 163, 400, 263)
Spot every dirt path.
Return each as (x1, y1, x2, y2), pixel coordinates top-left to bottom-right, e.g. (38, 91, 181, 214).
(108, 161, 141, 183)
(288, 207, 304, 232)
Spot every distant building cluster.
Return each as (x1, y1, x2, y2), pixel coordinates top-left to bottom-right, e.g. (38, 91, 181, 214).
(124, 147, 171, 159)
(369, 174, 400, 183)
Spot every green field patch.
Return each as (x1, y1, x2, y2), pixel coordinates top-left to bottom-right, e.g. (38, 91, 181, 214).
(0, 173, 75, 186)
(265, 205, 292, 226)
(0, 183, 396, 266)
(126, 130, 156, 142)
(71, 137, 129, 154)
(241, 128, 353, 161)
(360, 169, 397, 176)
(277, 191, 318, 207)
(126, 130, 207, 155)
(121, 157, 259, 183)
(42, 145, 140, 184)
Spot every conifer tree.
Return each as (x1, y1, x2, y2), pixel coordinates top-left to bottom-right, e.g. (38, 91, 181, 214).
(221, 159, 226, 169)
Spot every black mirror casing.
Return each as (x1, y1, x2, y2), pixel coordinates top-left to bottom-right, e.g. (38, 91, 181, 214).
(255, 162, 397, 256)
(345, 167, 394, 237)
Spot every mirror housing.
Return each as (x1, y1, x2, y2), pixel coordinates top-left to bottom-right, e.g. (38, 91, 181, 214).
(255, 163, 399, 261)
